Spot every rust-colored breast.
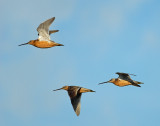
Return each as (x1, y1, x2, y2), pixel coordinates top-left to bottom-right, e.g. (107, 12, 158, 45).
(114, 79, 131, 87)
(34, 41, 56, 48)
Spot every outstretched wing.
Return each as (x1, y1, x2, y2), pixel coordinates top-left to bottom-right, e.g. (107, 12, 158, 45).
(67, 86, 81, 116)
(37, 17, 55, 41)
(116, 72, 135, 83)
(116, 72, 140, 87)
(70, 93, 82, 116)
(116, 72, 130, 79)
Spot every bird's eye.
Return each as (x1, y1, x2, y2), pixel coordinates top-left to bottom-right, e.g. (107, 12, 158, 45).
(38, 34, 39, 36)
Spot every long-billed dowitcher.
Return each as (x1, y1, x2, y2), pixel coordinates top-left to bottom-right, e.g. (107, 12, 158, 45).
(19, 17, 63, 48)
(99, 72, 144, 87)
(53, 86, 95, 116)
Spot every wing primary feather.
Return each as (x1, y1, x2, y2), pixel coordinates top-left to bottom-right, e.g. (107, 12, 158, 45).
(70, 93, 82, 116)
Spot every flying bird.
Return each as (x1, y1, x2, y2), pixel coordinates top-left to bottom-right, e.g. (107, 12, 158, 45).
(99, 72, 144, 87)
(19, 17, 63, 48)
(53, 86, 95, 116)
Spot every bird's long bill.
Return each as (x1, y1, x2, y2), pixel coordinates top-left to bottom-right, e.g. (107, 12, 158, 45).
(53, 88, 62, 91)
(98, 81, 110, 85)
(18, 43, 28, 46)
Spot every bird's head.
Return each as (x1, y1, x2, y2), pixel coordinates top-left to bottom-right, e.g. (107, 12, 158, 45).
(28, 40, 35, 45)
(18, 40, 35, 46)
(107, 78, 116, 83)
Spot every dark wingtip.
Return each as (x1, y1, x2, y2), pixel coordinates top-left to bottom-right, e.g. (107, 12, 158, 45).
(52, 17, 55, 20)
(134, 84, 141, 87)
(116, 72, 136, 76)
(130, 73, 136, 76)
(116, 72, 124, 75)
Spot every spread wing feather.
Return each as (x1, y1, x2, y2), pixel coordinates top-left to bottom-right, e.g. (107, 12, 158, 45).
(70, 93, 82, 116)
(37, 17, 55, 41)
(116, 72, 140, 87)
(67, 86, 82, 116)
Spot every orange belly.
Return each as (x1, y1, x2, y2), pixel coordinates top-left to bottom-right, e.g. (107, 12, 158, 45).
(114, 80, 131, 87)
(34, 41, 56, 48)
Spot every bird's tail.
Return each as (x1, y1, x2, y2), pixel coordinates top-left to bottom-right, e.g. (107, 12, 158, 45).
(132, 81, 144, 87)
(79, 88, 95, 93)
(134, 81, 144, 84)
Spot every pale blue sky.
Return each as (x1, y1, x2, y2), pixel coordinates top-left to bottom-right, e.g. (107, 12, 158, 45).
(1, 0, 160, 126)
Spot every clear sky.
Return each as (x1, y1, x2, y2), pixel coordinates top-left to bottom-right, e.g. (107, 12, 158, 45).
(1, 0, 160, 126)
